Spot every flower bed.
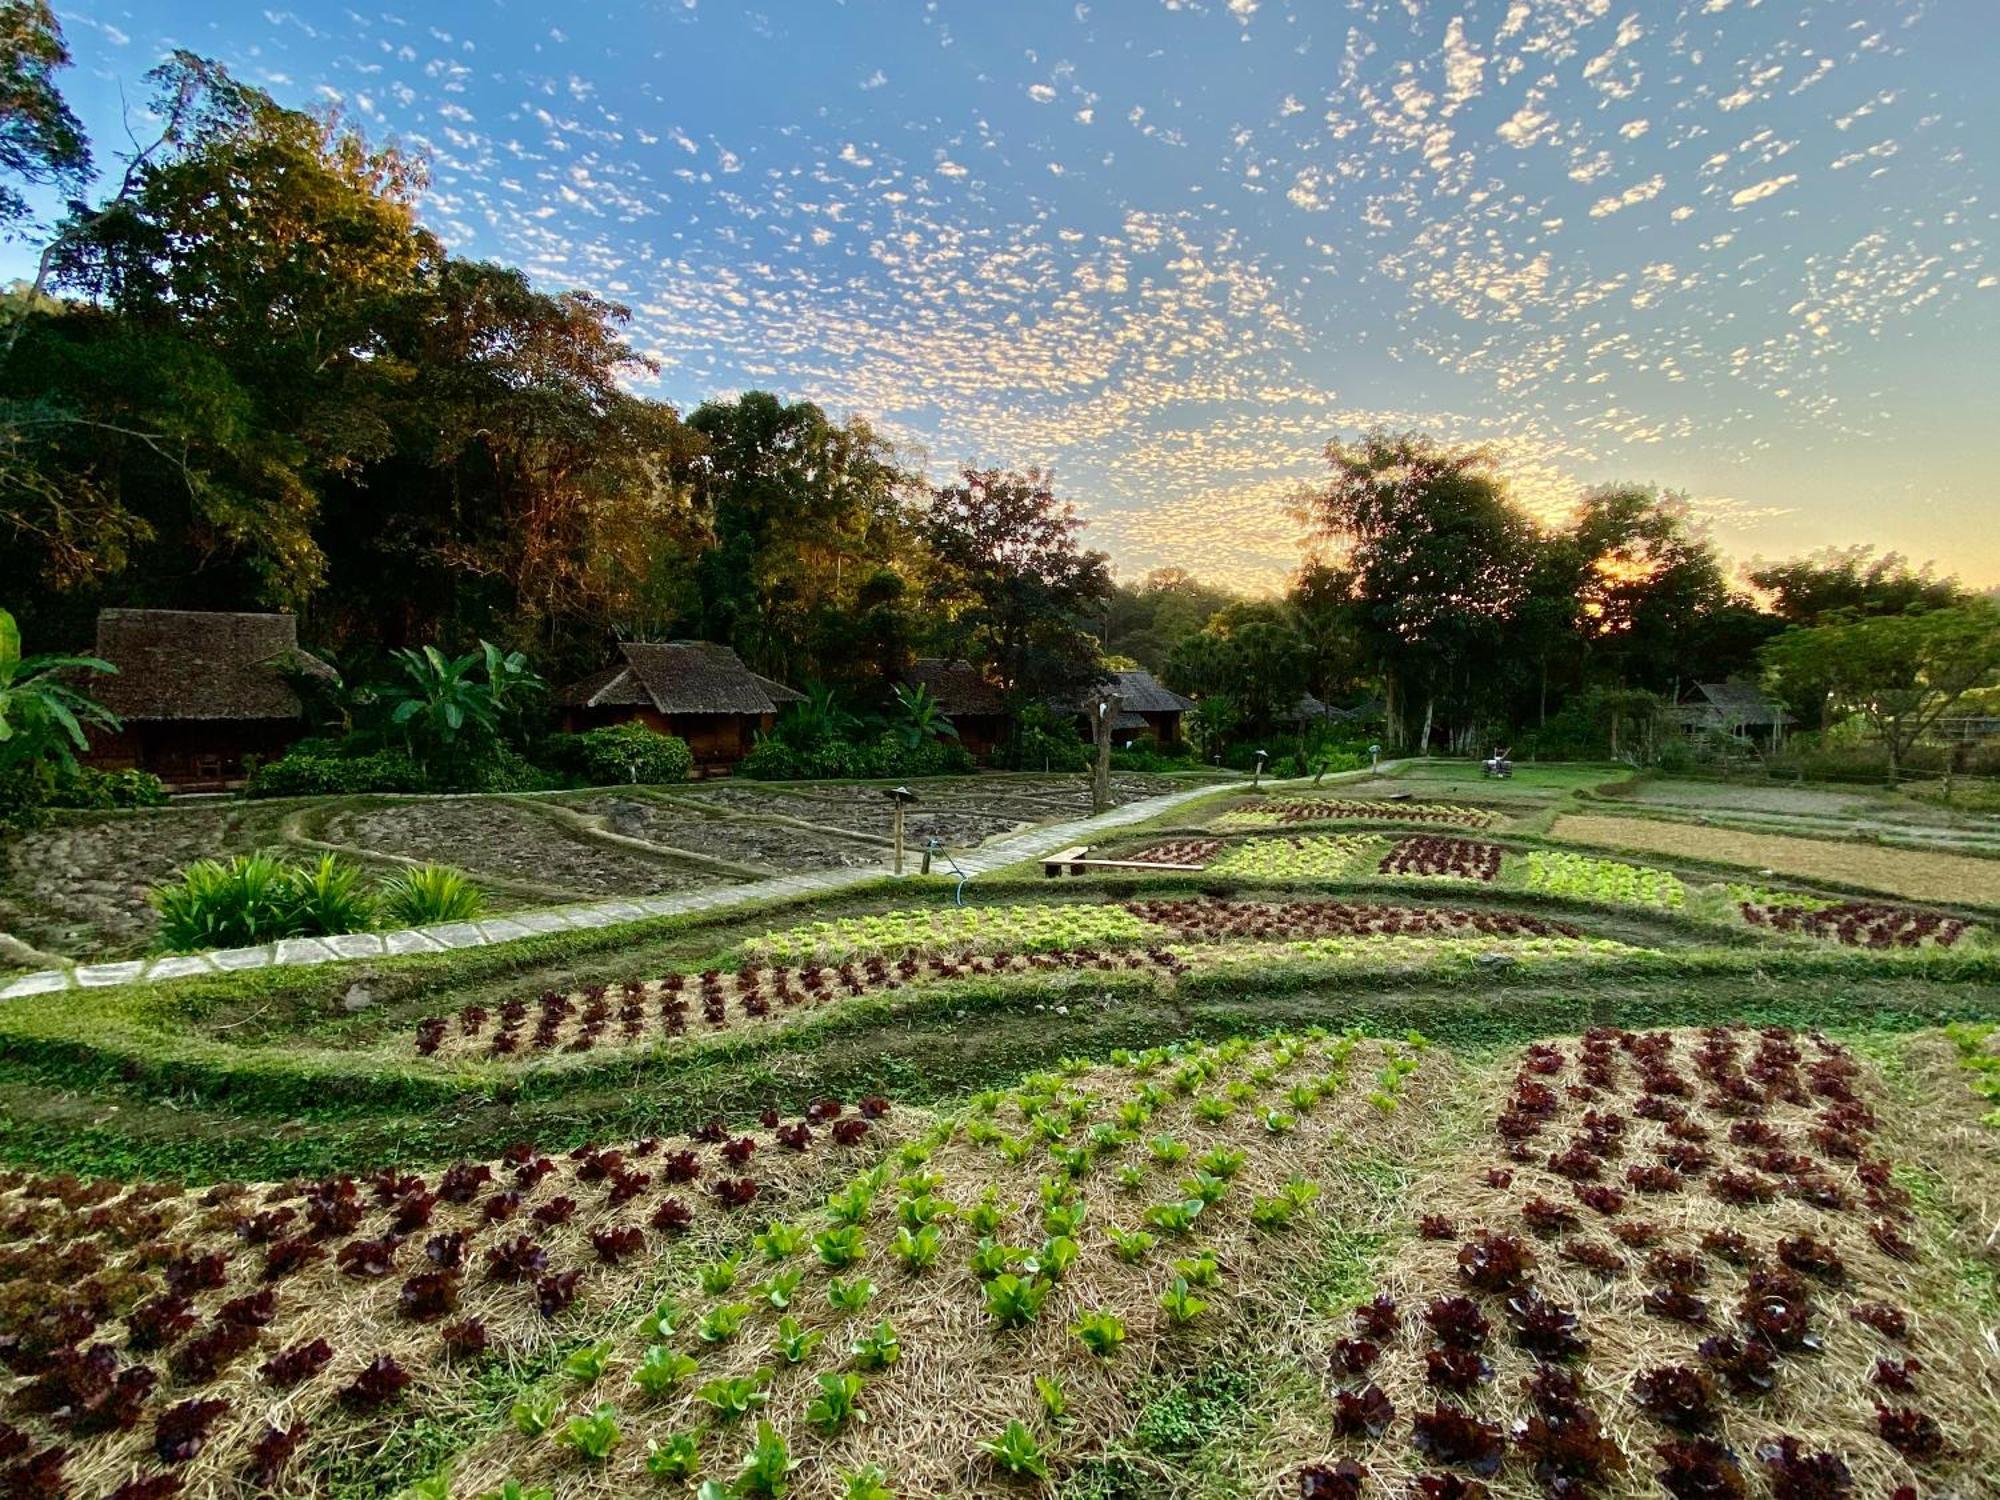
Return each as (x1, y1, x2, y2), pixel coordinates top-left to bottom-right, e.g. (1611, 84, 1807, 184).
(412, 948, 1187, 1061)
(1297, 1024, 1991, 1496)
(0, 1103, 904, 1497)
(1378, 836, 1504, 882)
(1125, 897, 1583, 945)
(1524, 850, 1686, 910)
(1205, 835, 1383, 880)
(1214, 799, 1498, 831)
(745, 904, 1157, 965)
(1739, 899, 1972, 950)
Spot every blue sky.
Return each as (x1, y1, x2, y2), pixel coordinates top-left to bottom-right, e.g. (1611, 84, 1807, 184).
(29, 0, 1998, 590)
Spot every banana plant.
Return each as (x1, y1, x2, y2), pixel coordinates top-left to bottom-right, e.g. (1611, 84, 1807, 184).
(0, 606, 119, 769)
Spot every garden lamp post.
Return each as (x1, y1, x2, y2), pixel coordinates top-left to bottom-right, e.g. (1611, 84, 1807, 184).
(884, 785, 919, 875)
(1252, 749, 1268, 788)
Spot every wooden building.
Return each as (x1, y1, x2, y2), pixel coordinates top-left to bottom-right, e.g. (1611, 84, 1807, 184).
(556, 641, 802, 773)
(1066, 669, 1196, 746)
(903, 657, 1011, 759)
(82, 609, 335, 787)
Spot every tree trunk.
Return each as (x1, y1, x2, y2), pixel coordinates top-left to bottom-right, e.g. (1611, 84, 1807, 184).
(1091, 692, 1121, 815)
(1383, 672, 1400, 752)
(1418, 697, 1434, 758)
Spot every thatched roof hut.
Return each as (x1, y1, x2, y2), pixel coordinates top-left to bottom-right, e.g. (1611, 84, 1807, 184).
(557, 641, 803, 771)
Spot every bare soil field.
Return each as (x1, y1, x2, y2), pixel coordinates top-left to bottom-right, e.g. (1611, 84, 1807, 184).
(1549, 813, 2000, 907)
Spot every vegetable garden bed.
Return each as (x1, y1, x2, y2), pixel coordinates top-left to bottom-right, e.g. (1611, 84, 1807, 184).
(1214, 799, 1500, 831)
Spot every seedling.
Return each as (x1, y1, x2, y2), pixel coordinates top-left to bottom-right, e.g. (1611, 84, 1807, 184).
(816, 1225, 867, 1268)
(698, 1368, 773, 1419)
(758, 1269, 804, 1310)
(981, 1420, 1051, 1479)
(984, 1272, 1052, 1328)
(637, 1295, 681, 1339)
(893, 1224, 942, 1271)
(842, 1464, 895, 1499)
(1144, 1199, 1205, 1236)
(1035, 1374, 1069, 1422)
(1174, 1250, 1221, 1287)
(563, 1339, 617, 1383)
(851, 1318, 901, 1369)
(827, 1275, 877, 1313)
(1073, 1309, 1127, 1357)
(697, 1301, 753, 1344)
(774, 1316, 822, 1365)
(645, 1431, 701, 1480)
(697, 1254, 744, 1295)
(509, 1390, 559, 1437)
(633, 1345, 699, 1398)
(807, 1371, 868, 1434)
(1159, 1278, 1208, 1326)
(558, 1404, 623, 1463)
(732, 1420, 795, 1497)
(1105, 1226, 1157, 1263)
(754, 1221, 810, 1261)
(1197, 1147, 1247, 1179)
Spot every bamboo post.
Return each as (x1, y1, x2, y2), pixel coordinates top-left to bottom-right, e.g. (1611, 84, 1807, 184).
(892, 800, 905, 875)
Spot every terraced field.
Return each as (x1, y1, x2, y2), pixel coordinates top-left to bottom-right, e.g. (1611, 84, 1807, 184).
(0, 763, 1994, 1497)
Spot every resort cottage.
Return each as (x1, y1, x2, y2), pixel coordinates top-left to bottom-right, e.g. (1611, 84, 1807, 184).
(556, 640, 803, 774)
(903, 657, 1012, 759)
(81, 608, 335, 787)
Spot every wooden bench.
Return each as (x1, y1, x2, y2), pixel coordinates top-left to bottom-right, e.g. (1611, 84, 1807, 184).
(1042, 846, 1208, 878)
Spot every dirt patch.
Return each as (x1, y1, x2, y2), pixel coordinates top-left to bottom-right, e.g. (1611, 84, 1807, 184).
(569, 797, 887, 872)
(327, 801, 731, 898)
(1549, 814, 2000, 907)
(0, 804, 297, 959)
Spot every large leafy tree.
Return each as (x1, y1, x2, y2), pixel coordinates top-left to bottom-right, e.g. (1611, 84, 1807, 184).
(1760, 600, 2000, 781)
(1749, 547, 1964, 626)
(1299, 430, 1531, 751)
(921, 467, 1111, 706)
(0, 1, 88, 235)
(682, 392, 917, 683)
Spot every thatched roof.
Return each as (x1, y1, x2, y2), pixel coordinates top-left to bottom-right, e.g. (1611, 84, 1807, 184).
(1072, 669, 1194, 716)
(906, 658, 1008, 717)
(88, 609, 333, 722)
(1676, 682, 1793, 730)
(558, 641, 802, 716)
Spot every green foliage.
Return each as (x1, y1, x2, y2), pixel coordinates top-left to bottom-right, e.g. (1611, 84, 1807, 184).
(245, 747, 429, 797)
(996, 702, 1091, 773)
(850, 1319, 900, 1369)
(561, 1339, 617, 1383)
(740, 727, 974, 781)
(557, 1403, 623, 1462)
(547, 722, 693, 785)
(697, 1252, 745, 1294)
(476, 1482, 552, 1500)
(983, 1271, 1051, 1328)
(697, 1368, 773, 1419)
(697, 1301, 753, 1344)
(509, 1389, 560, 1438)
(754, 1220, 810, 1260)
(773, 1316, 821, 1365)
(1158, 1277, 1208, 1326)
(0, 606, 119, 774)
(890, 680, 960, 749)
(980, 1419, 1051, 1479)
(892, 1223, 943, 1271)
(841, 1464, 896, 1500)
(814, 1224, 867, 1268)
(1035, 1374, 1069, 1423)
(1072, 1308, 1127, 1357)
(807, 1371, 868, 1433)
(633, 1345, 698, 1398)
(377, 863, 485, 926)
(733, 1420, 796, 1497)
(1105, 1225, 1156, 1263)
(645, 1432, 701, 1480)
(151, 852, 378, 951)
(826, 1275, 876, 1313)
(44, 764, 167, 810)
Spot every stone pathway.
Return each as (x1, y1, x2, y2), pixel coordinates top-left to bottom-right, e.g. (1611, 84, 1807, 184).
(0, 776, 1247, 998)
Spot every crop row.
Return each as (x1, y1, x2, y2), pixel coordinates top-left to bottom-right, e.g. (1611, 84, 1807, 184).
(438, 1029, 1429, 1494)
(1214, 799, 1498, 830)
(1523, 851, 1687, 910)
(1117, 838, 1223, 867)
(412, 949, 1187, 1061)
(0, 1101, 900, 1497)
(1378, 837, 1503, 882)
(1205, 836, 1382, 880)
(1301, 1023, 1967, 1496)
(1125, 897, 1584, 945)
(746, 904, 1156, 965)
(1944, 1023, 2000, 1128)
(1739, 899, 1972, 950)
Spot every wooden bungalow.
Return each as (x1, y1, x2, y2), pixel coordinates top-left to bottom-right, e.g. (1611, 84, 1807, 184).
(1672, 682, 1794, 751)
(1065, 669, 1196, 747)
(903, 657, 1011, 759)
(81, 609, 336, 787)
(556, 641, 803, 774)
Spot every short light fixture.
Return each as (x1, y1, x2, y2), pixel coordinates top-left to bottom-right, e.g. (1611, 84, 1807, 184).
(883, 785, 919, 874)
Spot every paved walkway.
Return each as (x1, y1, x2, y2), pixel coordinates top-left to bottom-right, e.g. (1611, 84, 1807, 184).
(0, 777, 1239, 998)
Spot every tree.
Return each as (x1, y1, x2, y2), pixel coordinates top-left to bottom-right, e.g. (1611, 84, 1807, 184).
(1760, 600, 2000, 782)
(921, 467, 1111, 706)
(0, 1, 89, 236)
(1749, 547, 1964, 626)
(381, 641, 543, 769)
(0, 603, 116, 770)
(1570, 486, 1740, 695)
(889, 682, 958, 749)
(1298, 430, 1530, 751)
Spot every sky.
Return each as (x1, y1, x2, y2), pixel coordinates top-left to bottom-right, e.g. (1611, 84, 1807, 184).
(27, 0, 1998, 592)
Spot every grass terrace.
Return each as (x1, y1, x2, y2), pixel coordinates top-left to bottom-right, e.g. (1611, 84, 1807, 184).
(0, 760, 1996, 1497)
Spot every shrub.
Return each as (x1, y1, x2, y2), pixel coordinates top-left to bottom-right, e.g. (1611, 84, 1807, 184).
(246, 749, 428, 798)
(49, 765, 169, 811)
(152, 855, 313, 951)
(378, 864, 485, 927)
(547, 724, 693, 786)
(285, 853, 379, 935)
(740, 731, 974, 782)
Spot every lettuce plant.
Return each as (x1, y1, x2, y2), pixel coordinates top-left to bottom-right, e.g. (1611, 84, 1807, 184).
(633, 1346, 699, 1398)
